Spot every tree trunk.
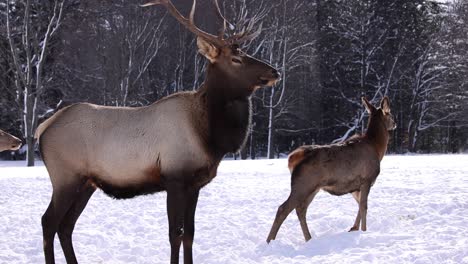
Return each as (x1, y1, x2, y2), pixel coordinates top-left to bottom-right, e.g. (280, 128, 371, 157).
(267, 87, 275, 159)
(240, 145, 248, 160)
(408, 121, 419, 152)
(249, 125, 256, 160)
(24, 92, 36, 166)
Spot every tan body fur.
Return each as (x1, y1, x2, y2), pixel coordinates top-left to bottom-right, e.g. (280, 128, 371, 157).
(267, 97, 395, 243)
(39, 93, 214, 192)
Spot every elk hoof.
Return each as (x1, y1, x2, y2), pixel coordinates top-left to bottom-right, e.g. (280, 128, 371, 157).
(348, 226, 359, 232)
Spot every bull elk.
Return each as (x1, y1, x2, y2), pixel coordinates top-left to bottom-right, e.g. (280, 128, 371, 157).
(0, 129, 22, 152)
(35, 1, 279, 263)
(266, 97, 395, 243)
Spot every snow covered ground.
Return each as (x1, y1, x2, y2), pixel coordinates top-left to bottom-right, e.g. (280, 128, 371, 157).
(0, 155, 467, 264)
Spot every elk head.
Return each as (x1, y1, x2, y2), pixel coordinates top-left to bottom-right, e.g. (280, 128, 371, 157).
(143, 0, 280, 94)
(362, 96, 396, 131)
(0, 129, 22, 152)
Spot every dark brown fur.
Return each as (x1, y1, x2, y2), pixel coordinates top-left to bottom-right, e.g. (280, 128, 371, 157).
(267, 97, 395, 243)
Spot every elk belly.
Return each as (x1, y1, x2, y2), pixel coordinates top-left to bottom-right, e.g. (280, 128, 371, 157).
(321, 179, 361, 196)
(87, 162, 164, 199)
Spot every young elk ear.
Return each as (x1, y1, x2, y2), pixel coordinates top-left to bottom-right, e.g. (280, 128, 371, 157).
(361, 97, 375, 114)
(197, 37, 220, 63)
(380, 96, 391, 114)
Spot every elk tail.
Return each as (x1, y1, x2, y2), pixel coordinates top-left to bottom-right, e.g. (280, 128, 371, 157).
(288, 146, 316, 173)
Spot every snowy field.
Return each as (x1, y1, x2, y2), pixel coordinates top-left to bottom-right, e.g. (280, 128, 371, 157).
(0, 155, 467, 264)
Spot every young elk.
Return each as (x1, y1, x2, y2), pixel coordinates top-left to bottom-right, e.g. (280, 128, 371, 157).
(267, 97, 395, 243)
(36, 1, 279, 263)
(0, 129, 22, 152)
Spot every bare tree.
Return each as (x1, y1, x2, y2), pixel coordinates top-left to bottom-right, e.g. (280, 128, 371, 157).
(5, 0, 65, 166)
(406, 1, 468, 151)
(94, 2, 168, 106)
(227, 0, 316, 158)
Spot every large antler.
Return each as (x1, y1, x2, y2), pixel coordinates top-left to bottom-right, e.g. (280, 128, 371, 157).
(213, 0, 263, 44)
(142, 0, 225, 47)
(142, 0, 260, 46)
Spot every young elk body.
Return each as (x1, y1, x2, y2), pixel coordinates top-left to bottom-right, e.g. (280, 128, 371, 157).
(0, 129, 22, 152)
(267, 97, 395, 243)
(36, 1, 279, 263)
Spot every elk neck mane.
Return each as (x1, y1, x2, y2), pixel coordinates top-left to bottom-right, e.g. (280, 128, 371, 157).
(201, 62, 254, 99)
(197, 62, 253, 156)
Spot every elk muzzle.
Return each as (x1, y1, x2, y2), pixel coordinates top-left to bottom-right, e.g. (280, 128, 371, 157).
(259, 69, 281, 87)
(10, 137, 22, 151)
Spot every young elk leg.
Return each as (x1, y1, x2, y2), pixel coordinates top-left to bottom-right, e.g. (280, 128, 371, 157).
(267, 185, 317, 244)
(266, 197, 297, 243)
(295, 190, 319, 241)
(358, 184, 371, 231)
(349, 191, 361, 232)
(166, 182, 186, 264)
(58, 181, 96, 264)
(42, 177, 83, 264)
(183, 188, 200, 264)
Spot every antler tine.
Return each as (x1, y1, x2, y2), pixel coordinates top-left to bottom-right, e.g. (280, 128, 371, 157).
(140, 0, 166, 7)
(220, 18, 227, 40)
(142, 0, 224, 47)
(189, 0, 196, 25)
(213, 0, 233, 39)
(227, 20, 262, 44)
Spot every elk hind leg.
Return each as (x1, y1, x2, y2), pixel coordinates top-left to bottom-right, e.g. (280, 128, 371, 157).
(296, 189, 319, 241)
(267, 187, 307, 244)
(58, 181, 96, 264)
(42, 177, 82, 264)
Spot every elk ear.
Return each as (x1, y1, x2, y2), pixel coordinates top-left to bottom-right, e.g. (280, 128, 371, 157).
(380, 96, 391, 113)
(197, 37, 219, 63)
(361, 97, 375, 114)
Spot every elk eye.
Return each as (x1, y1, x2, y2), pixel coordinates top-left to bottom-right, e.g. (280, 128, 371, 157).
(232, 58, 242, 64)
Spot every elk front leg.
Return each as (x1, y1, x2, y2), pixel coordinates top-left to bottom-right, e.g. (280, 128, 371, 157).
(349, 191, 361, 232)
(166, 182, 186, 264)
(358, 184, 371, 231)
(183, 188, 200, 264)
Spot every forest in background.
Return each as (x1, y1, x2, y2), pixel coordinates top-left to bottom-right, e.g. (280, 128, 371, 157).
(0, 0, 467, 165)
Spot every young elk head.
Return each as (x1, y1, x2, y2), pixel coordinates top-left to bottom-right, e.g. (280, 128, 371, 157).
(362, 96, 396, 131)
(0, 129, 22, 152)
(143, 0, 280, 95)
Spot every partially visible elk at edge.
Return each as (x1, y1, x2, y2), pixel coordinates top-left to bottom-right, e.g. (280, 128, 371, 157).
(35, 0, 279, 263)
(267, 97, 396, 243)
(0, 129, 22, 152)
